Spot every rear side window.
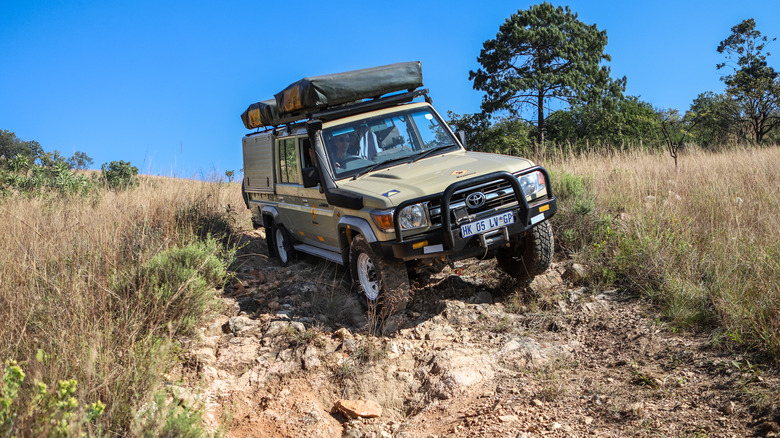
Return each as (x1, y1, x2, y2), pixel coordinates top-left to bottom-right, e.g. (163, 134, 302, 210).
(278, 138, 301, 184)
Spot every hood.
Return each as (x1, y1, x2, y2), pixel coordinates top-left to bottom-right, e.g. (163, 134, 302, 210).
(336, 149, 534, 206)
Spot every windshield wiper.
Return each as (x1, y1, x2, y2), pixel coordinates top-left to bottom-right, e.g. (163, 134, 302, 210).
(351, 156, 413, 180)
(412, 144, 456, 163)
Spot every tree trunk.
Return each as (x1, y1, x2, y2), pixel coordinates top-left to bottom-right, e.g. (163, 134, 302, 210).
(537, 91, 545, 146)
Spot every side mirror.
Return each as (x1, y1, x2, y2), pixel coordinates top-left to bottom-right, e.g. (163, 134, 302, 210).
(456, 131, 467, 149)
(302, 166, 320, 188)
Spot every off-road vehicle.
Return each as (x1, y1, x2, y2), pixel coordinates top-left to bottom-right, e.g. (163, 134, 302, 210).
(240, 62, 557, 313)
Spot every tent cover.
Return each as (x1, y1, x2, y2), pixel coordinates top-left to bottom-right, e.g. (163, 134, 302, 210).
(241, 62, 423, 129)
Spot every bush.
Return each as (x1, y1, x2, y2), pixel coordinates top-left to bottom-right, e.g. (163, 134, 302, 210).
(101, 160, 139, 190)
(131, 238, 230, 335)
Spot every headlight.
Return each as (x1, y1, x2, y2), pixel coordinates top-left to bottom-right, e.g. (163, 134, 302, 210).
(371, 204, 429, 232)
(518, 171, 546, 197)
(398, 204, 428, 230)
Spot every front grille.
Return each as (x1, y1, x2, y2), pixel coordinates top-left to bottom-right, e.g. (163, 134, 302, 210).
(428, 177, 520, 227)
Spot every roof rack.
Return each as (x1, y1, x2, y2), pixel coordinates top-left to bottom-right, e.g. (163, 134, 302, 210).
(311, 89, 429, 122)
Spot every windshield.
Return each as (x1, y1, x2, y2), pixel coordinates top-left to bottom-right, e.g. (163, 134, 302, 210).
(322, 107, 459, 179)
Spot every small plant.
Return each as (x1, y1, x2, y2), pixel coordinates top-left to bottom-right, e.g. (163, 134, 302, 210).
(1, 361, 105, 437)
(352, 337, 385, 364)
(133, 389, 206, 437)
(1, 361, 25, 430)
(101, 160, 139, 190)
(283, 325, 324, 348)
(333, 363, 356, 383)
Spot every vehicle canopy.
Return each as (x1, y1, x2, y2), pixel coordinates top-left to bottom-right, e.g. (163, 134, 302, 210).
(240, 62, 424, 129)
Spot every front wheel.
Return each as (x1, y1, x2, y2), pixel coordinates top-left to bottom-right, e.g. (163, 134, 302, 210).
(496, 220, 554, 283)
(349, 234, 410, 316)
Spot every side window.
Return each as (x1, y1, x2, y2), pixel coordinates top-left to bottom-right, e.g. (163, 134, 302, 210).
(301, 138, 314, 168)
(278, 138, 302, 184)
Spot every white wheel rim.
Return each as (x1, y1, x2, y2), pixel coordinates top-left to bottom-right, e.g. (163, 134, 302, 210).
(275, 228, 288, 263)
(357, 252, 379, 301)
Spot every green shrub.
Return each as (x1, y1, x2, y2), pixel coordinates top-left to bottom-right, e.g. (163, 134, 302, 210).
(550, 171, 599, 255)
(133, 238, 230, 335)
(101, 160, 139, 190)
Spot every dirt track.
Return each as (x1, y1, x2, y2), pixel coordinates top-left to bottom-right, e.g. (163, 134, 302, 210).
(178, 229, 779, 438)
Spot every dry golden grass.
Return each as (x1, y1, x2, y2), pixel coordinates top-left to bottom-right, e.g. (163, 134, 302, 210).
(0, 176, 248, 434)
(542, 146, 780, 361)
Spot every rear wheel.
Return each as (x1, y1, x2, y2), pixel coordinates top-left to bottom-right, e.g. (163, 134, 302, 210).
(496, 220, 554, 283)
(349, 234, 410, 316)
(271, 222, 295, 266)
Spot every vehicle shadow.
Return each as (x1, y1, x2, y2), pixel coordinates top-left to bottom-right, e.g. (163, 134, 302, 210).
(224, 229, 524, 336)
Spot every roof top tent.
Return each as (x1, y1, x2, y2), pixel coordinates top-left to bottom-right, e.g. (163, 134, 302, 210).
(240, 61, 424, 130)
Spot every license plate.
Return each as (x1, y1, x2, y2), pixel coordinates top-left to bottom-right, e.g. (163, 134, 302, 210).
(460, 212, 516, 238)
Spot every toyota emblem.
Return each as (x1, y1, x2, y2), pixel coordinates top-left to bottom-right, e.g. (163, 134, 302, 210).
(465, 192, 486, 209)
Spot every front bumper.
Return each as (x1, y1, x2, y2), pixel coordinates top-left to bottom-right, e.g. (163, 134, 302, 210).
(375, 167, 557, 261)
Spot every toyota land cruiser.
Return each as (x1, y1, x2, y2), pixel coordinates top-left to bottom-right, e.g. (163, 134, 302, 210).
(240, 62, 557, 314)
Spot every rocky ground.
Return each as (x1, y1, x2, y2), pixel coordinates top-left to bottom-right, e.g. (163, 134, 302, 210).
(174, 229, 780, 437)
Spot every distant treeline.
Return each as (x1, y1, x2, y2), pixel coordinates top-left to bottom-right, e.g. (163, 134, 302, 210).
(451, 3, 780, 155)
(0, 129, 139, 195)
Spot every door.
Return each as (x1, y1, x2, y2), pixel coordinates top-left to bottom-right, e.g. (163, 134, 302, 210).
(274, 135, 339, 250)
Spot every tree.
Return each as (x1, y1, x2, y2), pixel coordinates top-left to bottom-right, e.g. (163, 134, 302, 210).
(0, 130, 43, 162)
(684, 92, 735, 148)
(470, 2, 625, 145)
(67, 151, 94, 170)
(447, 112, 533, 156)
(545, 96, 660, 150)
(716, 18, 780, 144)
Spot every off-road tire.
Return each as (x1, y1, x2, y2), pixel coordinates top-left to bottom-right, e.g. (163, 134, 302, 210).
(271, 222, 295, 266)
(349, 234, 410, 316)
(496, 220, 554, 283)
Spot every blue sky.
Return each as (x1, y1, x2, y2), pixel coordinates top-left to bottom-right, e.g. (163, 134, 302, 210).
(2, 1, 779, 177)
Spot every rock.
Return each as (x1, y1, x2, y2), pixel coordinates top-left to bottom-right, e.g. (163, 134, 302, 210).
(531, 399, 544, 407)
(425, 325, 455, 341)
(426, 349, 495, 398)
(498, 414, 519, 423)
(497, 337, 546, 368)
(343, 429, 363, 438)
(568, 287, 587, 302)
(528, 273, 554, 293)
(193, 348, 217, 366)
(229, 316, 259, 335)
(265, 320, 294, 338)
(341, 338, 360, 354)
(216, 339, 259, 371)
(583, 415, 594, 425)
(333, 399, 382, 419)
(563, 263, 588, 283)
(302, 346, 321, 370)
(334, 327, 352, 339)
(203, 317, 230, 337)
(550, 422, 562, 430)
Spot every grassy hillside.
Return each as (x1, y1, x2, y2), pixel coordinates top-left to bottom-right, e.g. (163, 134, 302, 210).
(1, 145, 778, 435)
(0, 175, 246, 435)
(545, 145, 780, 362)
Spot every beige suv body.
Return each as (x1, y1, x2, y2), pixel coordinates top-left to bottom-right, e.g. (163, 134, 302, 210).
(241, 63, 557, 312)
